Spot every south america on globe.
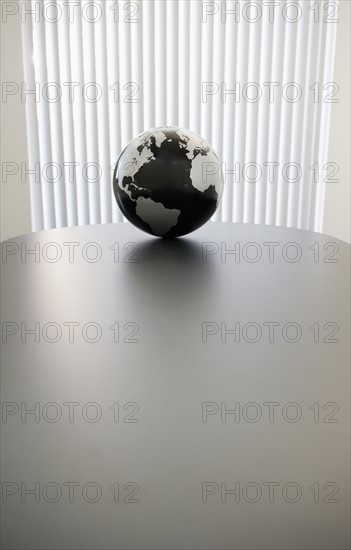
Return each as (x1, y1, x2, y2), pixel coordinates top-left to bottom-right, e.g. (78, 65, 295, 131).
(113, 126, 223, 238)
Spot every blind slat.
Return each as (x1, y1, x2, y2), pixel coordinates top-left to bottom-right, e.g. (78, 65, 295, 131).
(57, 0, 78, 227)
(265, 11, 286, 225)
(82, 0, 101, 224)
(105, 0, 123, 223)
(131, 1, 144, 136)
(188, 1, 202, 135)
(21, 1, 44, 231)
(243, 17, 262, 224)
(233, 17, 250, 222)
(31, 0, 56, 229)
(45, 0, 67, 228)
(95, 0, 112, 224)
(154, 1, 167, 126)
(167, 0, 179, 126)
(69, 1, 89, 225)
(255, 4, 275, 225)
(178, 0, 190, 129)
(314, 0, 339, 232)
(276, 8, 299, 227)
(211, 6, 226, 222)
(287, 0, 310, 229)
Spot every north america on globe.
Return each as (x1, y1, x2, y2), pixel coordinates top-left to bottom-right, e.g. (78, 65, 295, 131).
(113, 126, 223, 238)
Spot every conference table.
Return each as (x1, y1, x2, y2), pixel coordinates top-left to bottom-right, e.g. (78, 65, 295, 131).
(1, 222, 350, 550)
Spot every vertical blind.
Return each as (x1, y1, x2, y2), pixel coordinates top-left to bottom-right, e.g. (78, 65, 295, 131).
(21, 0, 338, 233)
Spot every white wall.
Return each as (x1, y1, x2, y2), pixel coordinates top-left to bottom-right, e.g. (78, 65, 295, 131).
(1, 0, 31, 241)
(1, 0, 350, 242)
(323, 0, 350, 243)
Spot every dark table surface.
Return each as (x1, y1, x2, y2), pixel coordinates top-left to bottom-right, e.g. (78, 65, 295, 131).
(1, 222, 350, 550)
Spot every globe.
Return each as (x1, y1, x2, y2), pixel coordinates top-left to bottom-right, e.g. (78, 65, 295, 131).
(113, 126, 223, 238)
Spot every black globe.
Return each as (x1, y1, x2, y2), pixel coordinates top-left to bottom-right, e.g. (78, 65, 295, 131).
(113, 126, 223, 238)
